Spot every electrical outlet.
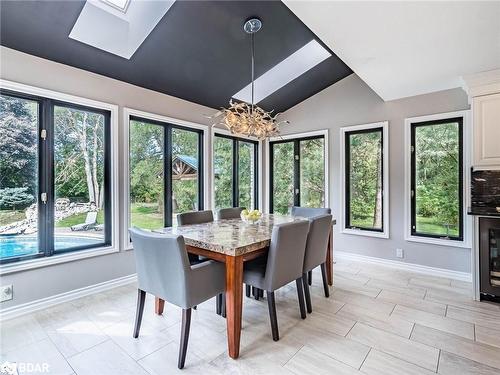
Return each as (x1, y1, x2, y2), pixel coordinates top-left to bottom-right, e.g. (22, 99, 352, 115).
(1, 284, 13, 302)
(396, 248, 404, 258)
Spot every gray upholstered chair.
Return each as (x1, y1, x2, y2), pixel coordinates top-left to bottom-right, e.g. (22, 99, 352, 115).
(177, 210, 214, 226)
(291, 206, 331, 217)
(176, 210, 225, 316)
(291, 206, 332, 285)
(243, 220, 310, 341)
(129, 228, 225, 369)
(301, 214, 333, 313)
(217, 207, 245, 220)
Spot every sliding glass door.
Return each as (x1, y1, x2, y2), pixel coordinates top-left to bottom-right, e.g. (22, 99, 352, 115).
(0, 90, 112, 264)
(270, 135, 325, 214)
(129, 116, 203, 229)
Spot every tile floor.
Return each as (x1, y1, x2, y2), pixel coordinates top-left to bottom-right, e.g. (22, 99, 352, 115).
(2, 258, 500, 375)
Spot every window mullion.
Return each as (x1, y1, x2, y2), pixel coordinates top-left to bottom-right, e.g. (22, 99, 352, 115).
(43, 98, 55, 256)
(233, 139, 239, 207)
(164, 125, 173, 227)
(293, 140, 300, 207)
(198, 130, 204, 211)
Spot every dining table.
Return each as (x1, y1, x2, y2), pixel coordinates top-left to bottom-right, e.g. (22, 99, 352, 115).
(153, 214, 336, 359)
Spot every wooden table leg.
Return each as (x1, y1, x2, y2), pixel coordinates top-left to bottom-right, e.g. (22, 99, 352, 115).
(325, 227, 334, 286)
(225, 255, 244, 359)
(155, 297, 165, 315)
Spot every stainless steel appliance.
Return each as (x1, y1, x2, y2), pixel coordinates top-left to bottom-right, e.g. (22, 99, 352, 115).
(479, 217, 500, 302)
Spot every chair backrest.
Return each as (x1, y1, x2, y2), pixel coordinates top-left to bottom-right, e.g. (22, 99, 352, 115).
(177, 210, 213, 226)
(217, 207, 245, 220)
(264, 220, 310, 291)
(303, 214, 332, 272)
(291, 206, 331, 218)
(129, 227, 190, 307)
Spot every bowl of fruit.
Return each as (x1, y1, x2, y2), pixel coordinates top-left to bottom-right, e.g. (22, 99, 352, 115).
(241, 209, 262, 224)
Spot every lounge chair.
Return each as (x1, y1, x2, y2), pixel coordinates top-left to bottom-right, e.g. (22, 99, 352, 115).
(71, 211, 97, 231)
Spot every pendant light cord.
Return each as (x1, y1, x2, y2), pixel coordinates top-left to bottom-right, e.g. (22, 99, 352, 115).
(251, 31, 255, 113)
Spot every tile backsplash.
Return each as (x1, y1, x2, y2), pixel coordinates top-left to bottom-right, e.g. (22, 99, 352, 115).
(471, 170, 500, 208)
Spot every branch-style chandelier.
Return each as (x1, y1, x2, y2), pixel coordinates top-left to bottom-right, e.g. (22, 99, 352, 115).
(211, 18, 288, 140)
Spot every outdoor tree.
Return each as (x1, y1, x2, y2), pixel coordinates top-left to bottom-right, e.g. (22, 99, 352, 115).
(0, 187, 34, 210)
(54, 107, 105, 208)
(0, 95, 38, 197)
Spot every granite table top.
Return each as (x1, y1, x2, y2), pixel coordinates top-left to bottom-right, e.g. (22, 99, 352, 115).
(153, 214, 336, 257)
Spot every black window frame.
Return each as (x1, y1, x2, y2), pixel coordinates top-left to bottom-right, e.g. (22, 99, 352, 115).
(213, 133, 259, 210)
(0, 89, 113, 265)
(410, 117, 464, 241)
(269, 134, 325, 213)
(344, 127, 384, 233)
(129, 115, 204, 228)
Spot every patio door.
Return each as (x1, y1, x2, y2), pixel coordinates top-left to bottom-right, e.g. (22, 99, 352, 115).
(269, 135, 326, 214)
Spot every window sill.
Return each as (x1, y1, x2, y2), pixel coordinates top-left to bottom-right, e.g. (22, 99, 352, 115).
(0, 246, 119, 276)
(342, 228, 389, 239)
(405, 235, 471, 249)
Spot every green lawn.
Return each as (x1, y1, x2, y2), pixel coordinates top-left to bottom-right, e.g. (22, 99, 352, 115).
(56, 210, 105, 227)
(351, 215, 458, 237)
(0, 210, 26, 226)
(416, 215, 458, 237)
(130, 203, 164, 230)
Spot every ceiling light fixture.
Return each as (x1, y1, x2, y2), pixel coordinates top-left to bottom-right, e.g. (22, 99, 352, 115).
(210, 18, 288, 140)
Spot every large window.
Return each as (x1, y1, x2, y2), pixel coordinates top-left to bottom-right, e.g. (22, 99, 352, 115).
(213, 134, 258, 210)
(129, 116, 204, 229)
(342, 122, 388, 236)
(410, 117, 464, 241)
(269, 134, 326, 214)
(0, 90, 112, 264)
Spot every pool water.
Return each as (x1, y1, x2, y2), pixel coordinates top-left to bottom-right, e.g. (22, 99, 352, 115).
(0, 236, 102, 259)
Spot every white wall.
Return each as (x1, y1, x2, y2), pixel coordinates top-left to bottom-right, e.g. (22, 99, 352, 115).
(0, 46, 217, 309)
(278, 74, 471, 273)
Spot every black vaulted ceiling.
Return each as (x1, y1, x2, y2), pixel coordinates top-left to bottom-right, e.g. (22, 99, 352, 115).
(0, 0, 352, 112)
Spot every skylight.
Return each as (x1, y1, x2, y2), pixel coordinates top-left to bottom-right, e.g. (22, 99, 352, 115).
(69, 0, 175, 59)
(232, 39, 331, 104)
(101, 0, 130, 12)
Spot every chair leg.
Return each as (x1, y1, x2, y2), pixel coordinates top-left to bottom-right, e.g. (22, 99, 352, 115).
(216, 294, 222, 315)
(266, 291, 279, 341)
(133, 289, 146, 338)
(253, 286, 260, 301)
(302, 273, 312, 314)
(245, 284, 251, 297)
(308, 270, 312, 286)
(295, 278, 307, 319)
(320, 262, 330, 298)
(178, 308, 192, 369)
(221, 293, 226, 318)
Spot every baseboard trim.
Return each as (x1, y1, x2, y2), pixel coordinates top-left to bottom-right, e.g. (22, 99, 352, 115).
(336, 251, 472, 282)
(0, 274, 137, 322)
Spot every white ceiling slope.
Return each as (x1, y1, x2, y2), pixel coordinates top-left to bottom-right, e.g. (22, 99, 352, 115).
(284, 1, 500, 101)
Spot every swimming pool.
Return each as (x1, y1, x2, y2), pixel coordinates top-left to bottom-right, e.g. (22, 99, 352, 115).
(0, 236, 103, 259)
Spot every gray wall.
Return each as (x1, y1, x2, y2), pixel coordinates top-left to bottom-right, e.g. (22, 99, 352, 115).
(0, 47, 216, 309)
(278, 74, 471, 273)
